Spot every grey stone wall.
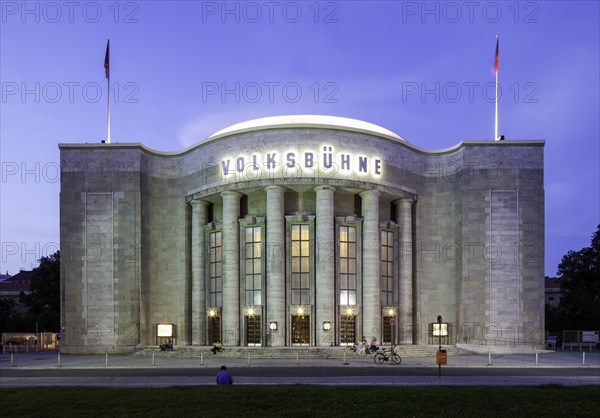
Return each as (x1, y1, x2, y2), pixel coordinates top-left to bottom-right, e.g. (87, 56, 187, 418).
(60, 127, 544, 353)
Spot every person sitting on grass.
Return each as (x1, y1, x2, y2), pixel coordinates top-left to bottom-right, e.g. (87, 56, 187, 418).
(216, 365, 233, 385)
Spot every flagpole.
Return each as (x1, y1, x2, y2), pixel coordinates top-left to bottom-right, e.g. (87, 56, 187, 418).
(494, 35, 499, 141)
(105, 39, 111, 144)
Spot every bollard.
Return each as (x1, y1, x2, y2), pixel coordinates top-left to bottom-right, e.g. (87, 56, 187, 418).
(535, 352, 539, 365)
(10, 353, 14, 367)
(26, 344, 29, 354)
(343, 351, 349, 365)
(296, 353, 299, 366)
(583, 351, 586, 365)
(200, 352, 204, 366)
(247, 353, 251, 366)
(152, 353, 155, 366)
(488, 352, 492, 366)
(105, 353, 109, 367)
(57, 352, 61, 367)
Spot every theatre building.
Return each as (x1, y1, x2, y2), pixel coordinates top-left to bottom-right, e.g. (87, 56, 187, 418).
(59, 115, 545, 354)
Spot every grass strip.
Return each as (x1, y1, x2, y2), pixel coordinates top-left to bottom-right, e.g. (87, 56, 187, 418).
(1, 385, 599, 417)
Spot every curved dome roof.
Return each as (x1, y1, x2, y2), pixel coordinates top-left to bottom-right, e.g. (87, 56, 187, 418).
(207, 115, 406, 142)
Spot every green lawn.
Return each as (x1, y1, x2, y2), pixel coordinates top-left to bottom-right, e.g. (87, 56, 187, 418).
(2, 385, 598, 417)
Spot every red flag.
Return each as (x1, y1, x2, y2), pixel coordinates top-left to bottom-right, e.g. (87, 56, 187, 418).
(104, 40, 110, 79)
(493, 37, 499, 75)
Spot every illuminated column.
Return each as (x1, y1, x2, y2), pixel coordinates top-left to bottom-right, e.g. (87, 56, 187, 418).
(221, 191, 242, 346)
(190, 199, 210, 345)
(395, 198, 414, 344)
(361, 190, 381, 343)
(265, 185, 285, 347)
(315, 185, 335, 346)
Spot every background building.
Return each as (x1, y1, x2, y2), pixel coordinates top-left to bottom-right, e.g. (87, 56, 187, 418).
(59, 115, 545, 353)
(544, 277, 562, 307)
(0, 270, 32, 313)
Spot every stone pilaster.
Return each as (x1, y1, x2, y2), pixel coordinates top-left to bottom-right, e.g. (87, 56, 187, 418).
(360, 190, 381, 343)
(314, 185, 335, 346)
(221, 191, 242, 346)
(265, 185, 286, 346)
(395, 198, 414, 344)
(190, 199, 210, 345)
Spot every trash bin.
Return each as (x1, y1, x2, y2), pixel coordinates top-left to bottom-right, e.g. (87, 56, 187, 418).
(436, 349, 447, 365)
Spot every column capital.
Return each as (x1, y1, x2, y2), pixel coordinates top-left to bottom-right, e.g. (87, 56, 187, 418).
(265, 185, 286, 193)
(221, 190, 242, 199)
(393, 197, 414, 205)
(190, 199, 210, 210)
(359, 189, 381, 198)
(314, 185, 335, 193)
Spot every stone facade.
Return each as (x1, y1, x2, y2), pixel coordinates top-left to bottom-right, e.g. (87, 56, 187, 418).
(59, 115, 545, 353)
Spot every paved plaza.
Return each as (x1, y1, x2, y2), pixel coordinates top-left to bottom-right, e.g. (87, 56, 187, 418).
(1, 349, 598, 387)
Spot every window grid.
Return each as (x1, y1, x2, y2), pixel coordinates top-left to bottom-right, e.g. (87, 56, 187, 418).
(291, 224, 310, 305)
(208, 231, 222, 307)
(339, 225, 357, 306)
(380, 230, 394, 306)
(245, 226, 262, 306)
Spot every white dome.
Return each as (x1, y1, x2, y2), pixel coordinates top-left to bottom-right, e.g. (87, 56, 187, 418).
(207, 115, 406, 142)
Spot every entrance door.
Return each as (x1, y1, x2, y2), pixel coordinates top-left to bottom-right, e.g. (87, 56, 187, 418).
(246, 315, 262, 346)
(209, 316, 221, 345)
(382, 316, 393, 344)
(291, 315, 310, 345)
(340, 316, 356, 345)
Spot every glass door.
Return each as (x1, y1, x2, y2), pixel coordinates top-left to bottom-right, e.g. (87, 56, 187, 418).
(291, 315, 310, 345)
(246, 315, 262, 346)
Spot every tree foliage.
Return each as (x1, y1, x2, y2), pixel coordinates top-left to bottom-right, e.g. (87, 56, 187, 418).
(556, 225, 600, 330)
(20, 250, 61, 331)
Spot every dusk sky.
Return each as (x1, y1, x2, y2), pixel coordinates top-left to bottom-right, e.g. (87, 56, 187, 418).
(1, 1, 598, 277)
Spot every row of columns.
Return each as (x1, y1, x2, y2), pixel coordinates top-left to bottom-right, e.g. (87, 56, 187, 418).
(190, 186, 414, 347)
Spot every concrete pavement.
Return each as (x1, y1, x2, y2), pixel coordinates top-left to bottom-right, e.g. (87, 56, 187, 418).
(1, 349, 598, 386)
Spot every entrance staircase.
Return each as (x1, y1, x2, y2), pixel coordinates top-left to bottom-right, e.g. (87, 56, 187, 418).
(136, 344, 470, 359)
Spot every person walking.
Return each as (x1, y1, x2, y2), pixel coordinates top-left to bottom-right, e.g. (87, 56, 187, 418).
(216, 365, 233, 385)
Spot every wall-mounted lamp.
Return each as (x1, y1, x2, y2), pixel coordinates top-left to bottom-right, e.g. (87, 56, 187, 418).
(269, 322, 278, 331)
(297, 307, 304, 316)
(247, 307, 255, 317)
(208, 309, 216, 318)
(387, 308, 395, 316)
(345, 307, 353, 316)
(323, 322, 331, 331)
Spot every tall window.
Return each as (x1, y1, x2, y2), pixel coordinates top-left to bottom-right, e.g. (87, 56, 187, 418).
(380, 230, 394, 306)
(245, 226, 262, 305)
(291, 224, 310, 305)
(208, 231, 222, 306)
(339, 225, 357, 305)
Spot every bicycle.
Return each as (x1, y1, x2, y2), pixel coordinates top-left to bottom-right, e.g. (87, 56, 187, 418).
(373, 345, 401, 365)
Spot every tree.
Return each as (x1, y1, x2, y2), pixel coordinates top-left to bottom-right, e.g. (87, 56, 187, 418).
(21, 250, 60, 331)
(556, 225, 600, 330)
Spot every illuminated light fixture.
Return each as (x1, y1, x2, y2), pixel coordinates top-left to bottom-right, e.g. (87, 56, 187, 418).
(345, 307, 353, 316)
(208, 309, 216, 318)
(323, 322, 331, 331)
(297, 307, 304, 316)
(156, 324, 173, 338)
(432, 323, 449, 337)
(247, 307, 255, 317)
(388, 308, 395, 316)
(269, 322, 278, 331)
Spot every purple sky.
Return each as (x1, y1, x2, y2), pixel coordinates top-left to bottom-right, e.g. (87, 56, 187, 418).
(1, 1, 598, 277)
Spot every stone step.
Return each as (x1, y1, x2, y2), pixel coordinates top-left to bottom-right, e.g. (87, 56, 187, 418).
(136, 345, 469, 359)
